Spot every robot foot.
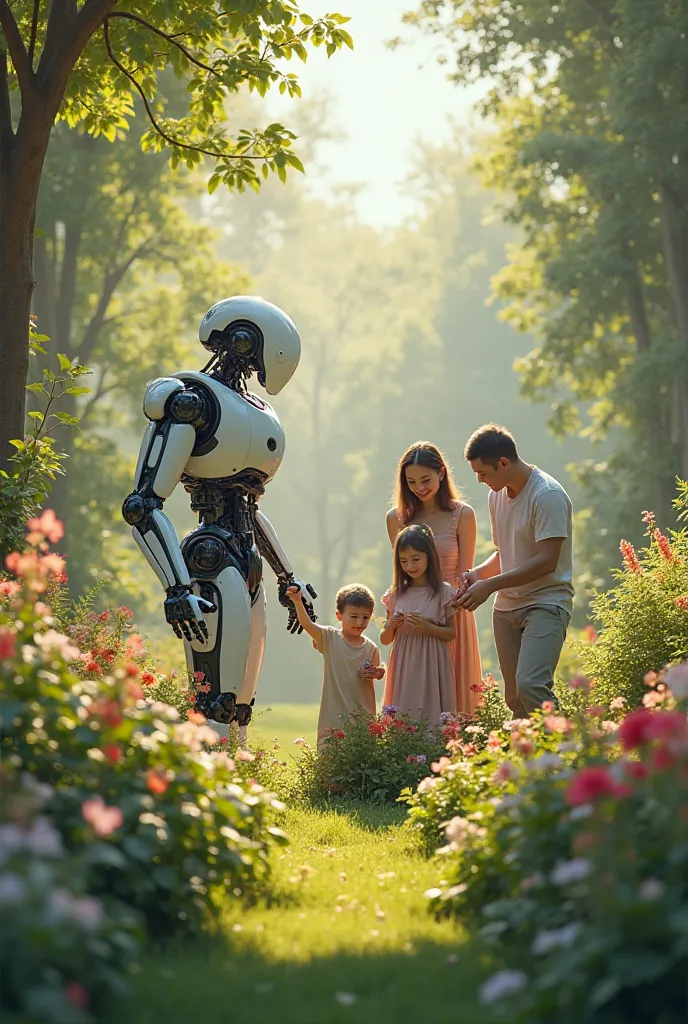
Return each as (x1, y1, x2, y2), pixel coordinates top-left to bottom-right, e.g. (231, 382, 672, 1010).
(208, 691, 237, 725)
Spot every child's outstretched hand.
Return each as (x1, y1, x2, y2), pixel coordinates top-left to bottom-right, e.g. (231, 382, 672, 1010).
(286, 585, 302, 603)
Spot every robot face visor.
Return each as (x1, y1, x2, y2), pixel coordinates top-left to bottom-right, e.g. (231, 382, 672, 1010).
(207, 319, 266, 379)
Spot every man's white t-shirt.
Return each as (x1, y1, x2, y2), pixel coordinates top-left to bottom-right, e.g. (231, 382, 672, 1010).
(488, 467, 573, 616)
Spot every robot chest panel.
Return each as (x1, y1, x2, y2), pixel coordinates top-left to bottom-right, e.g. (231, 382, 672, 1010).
(184, 381, 285, 481)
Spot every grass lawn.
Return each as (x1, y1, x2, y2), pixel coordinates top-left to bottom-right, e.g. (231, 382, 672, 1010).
(126, 803, 490, 1024)
(249, 702, 320, 751)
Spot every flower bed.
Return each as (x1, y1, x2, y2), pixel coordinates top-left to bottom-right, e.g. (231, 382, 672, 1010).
(1, 513, 289, 1019)
(409, 666, 688, 1022)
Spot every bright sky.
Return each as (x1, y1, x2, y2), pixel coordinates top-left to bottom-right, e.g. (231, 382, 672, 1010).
(267, 0, 482, 228)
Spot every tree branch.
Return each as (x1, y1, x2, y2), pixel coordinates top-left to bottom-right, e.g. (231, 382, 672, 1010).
(28, 0, 40, 65)
(103, 18, 262, 163)
(0, 0, 34, 96)
(78, 238, 154, 364)
(39, 0, 116, 97)
(106, 11, 221, 77)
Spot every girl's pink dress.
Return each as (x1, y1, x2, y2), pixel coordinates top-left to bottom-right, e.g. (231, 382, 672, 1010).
(394, 503, 483, 715)
(381, 583, 457, 722)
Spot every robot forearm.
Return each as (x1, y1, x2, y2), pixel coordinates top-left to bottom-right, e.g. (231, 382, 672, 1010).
(130, 506, 192, 591)
(253, 509, 317, 633)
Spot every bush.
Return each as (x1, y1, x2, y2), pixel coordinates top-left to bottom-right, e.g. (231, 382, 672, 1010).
(417, 666, 688, 1023)
(0, 765, 141, 1024)
(580, 497, 688, 708)
(1, 514, 288, 945)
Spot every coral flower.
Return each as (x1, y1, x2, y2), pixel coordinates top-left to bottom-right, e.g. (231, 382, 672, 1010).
(146, 770, 169, 795)
(619, 539, 641, 574)
(368, 722, 385, 737)
(653, 528, 674, 561)
(141, 672, 156, 686)
(104, 744, 122, 764)
(0, 628, 16, 660)
(82, 797, 123, 837)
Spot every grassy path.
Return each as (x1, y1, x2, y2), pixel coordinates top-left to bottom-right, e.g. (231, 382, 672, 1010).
(129, 803, 489, 1023)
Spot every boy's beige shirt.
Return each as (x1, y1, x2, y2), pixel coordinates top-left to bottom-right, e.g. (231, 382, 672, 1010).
(317, 627, 377, 743)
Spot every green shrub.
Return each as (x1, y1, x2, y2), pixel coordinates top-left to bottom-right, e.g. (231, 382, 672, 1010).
(580, 496, 688, 708)
(0, 517, 288, 944)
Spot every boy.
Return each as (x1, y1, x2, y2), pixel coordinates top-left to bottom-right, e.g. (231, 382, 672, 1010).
(286, 582, 384, 745)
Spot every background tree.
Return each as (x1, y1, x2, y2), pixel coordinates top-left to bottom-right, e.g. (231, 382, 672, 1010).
(401, 0, 688, 576)
(0, 0, 351, 466)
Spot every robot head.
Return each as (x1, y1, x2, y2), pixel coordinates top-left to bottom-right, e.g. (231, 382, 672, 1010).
(199, 296, 300, 395)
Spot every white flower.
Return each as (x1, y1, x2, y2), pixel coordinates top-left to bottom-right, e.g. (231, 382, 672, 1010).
(0, 824, 25, 862)
(0, 872, 26, 904)
(665, 663, 688, 701)
(293, 737, 307, 746)
(551, 858, 591, 886)
(638, 878, 664, 902)
(569, 804, 593, 820)
(479, 970, 527, 1005)
(465, 725, 484, 734)
(532, 923, 579, 955)
(609, 696, 626, 710)
(417, 776, 437, 795)
(334, 992, 357, 1006)
(527, 753, 563, 772)
(25, 818, 63, 858)
(33, 629, 80, 661)
(444, 816, 470, 845)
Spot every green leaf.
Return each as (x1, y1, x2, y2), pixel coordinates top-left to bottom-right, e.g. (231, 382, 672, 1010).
(65, 387, 91, 396)
(57, 353, 73, 371)
(27, 411, 44, 422)
(25, 383, 45, 394)
(52, 412, 80, 425)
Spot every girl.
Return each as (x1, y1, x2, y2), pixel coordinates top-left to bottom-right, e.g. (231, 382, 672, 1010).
(386, 441, 482, 714)
(380, 524, 457, 722)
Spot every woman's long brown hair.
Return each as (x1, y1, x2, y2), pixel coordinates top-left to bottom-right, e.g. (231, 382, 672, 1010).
(394, 441, 462, 526)
(392, 524, 443, 595)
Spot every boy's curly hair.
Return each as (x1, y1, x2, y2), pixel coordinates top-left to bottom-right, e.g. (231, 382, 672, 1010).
(335, 583, 375, 613)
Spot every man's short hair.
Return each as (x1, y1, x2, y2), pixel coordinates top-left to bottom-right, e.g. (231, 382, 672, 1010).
(464, 424, 518, 467)
(335, 583, 375, 613)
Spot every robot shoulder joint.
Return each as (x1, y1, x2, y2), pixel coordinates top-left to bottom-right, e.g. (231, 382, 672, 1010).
(143, 378, 184, 421)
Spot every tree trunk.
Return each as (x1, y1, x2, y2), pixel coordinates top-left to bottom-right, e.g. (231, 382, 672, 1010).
(0, 163, 36, 472)
(658, 188, 688, 479)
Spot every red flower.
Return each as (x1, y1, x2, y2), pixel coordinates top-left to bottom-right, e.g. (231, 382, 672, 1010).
(220, 737, 228, 745)
(368, 722, 385, 737)
(623, 760, 648, 781)
(566, 766, 631, 806)
(618, 708, 655, 750)
(0, 628, 16, 660)
(675, 596, 688, 610)
(620, 539, 641, 574)
(407, 754, 416, 763)
(407, 725, 418, 733)
(392, 719, 406, 729)
(146, 769, 169, 795)
(87, 700, 123, 728)
(652, 744, 675, 771)
(334, 729, 345, 739)
(653, 528, 674, 561)
(101, 649, 116, 663)
(648, 711, 688, 742)
(104, 744, 122, 764)
(52, 572, 68, 585)
(583, 625, 598, 644)
(119, 606, 134, 618)
(64, 982, 89, 1011)
(193, 671, 206, 682)
(98, 610, 111, 623)
(124, 662, 140, 677)
(142, 672, 156, 686)
(84, 660, 101, 675)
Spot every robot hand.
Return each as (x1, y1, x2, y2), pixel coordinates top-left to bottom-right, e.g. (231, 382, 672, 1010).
(164, 584, 216, 643)
(279, 577, 317, 634)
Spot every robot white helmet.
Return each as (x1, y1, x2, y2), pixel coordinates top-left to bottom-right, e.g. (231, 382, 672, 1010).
(199, 295, 301, 395)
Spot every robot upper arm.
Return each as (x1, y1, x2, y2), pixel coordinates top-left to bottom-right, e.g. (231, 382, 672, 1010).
(143, 377, 184, 421)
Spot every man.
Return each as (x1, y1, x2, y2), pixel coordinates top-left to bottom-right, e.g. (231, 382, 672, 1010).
(456, 424, 573, 717)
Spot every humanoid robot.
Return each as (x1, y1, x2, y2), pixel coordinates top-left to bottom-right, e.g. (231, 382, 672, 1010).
(122, 296, 317, 734)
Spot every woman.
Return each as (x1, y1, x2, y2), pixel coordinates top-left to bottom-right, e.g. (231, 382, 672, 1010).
(386, 441, 482, 715)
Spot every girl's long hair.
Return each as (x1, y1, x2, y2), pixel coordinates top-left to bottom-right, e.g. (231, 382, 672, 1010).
(392, 524, 443, 595)
(394, 441, 462, 526)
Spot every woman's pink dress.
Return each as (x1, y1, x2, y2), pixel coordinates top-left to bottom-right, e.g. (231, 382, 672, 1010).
(382, 583, 457, 722)
(394, 503, 483, 716)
